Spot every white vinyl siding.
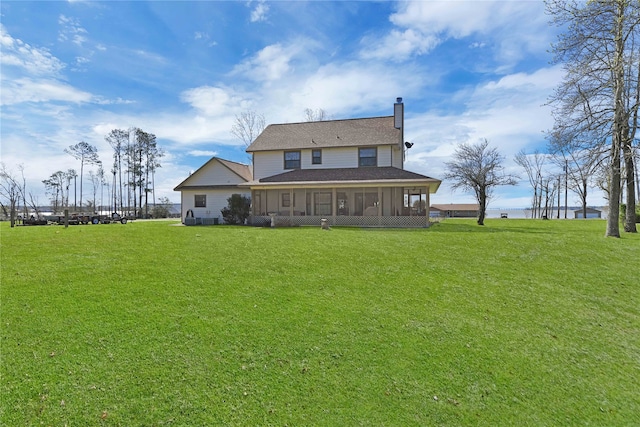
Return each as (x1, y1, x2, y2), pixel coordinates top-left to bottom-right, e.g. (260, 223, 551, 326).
(253, 145, 397, 180)
(253, 151, 286, 180)
(181, 189, 250, 223)
(377, 146, 392, 167)
(186, 162, 246, 186)
(302, 147, 358, 169)
(391, 145, 403, 168)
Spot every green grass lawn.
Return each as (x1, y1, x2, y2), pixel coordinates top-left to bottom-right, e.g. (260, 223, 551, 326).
(1, 219, 638, 426)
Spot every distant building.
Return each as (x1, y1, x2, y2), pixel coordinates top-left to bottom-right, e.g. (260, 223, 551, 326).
(573, 207, 602, 219)
(430, 204, 480, 218)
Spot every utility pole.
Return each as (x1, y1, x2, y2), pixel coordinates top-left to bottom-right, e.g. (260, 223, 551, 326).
(635, 148, 640, 202)
(557, 175, 561, 219)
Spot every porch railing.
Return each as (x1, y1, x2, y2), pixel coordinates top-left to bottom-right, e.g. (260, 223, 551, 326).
(249, 214, 430, 228)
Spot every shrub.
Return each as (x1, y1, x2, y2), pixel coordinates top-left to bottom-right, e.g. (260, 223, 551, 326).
(221, 194, 251, 225)
(619, 203, 640, 223)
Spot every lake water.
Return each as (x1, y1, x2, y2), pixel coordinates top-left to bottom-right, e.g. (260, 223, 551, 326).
(484, 207, 608, 219)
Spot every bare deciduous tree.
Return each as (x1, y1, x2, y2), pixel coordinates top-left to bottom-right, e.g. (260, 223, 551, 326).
(549, 131, 607, 220)
(304, 108, 329, 122)
(0, 163, 22, 227)
(547, 0, 639, 235)
(444, 139, 518, 225)
(231, 110, 265, 163)
(231, 110, 265, 147)
(515, 150, 547, 218)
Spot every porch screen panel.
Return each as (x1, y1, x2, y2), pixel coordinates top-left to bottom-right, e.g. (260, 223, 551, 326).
(355, 192, 379, 215)
(337, 192, 349, 216)
(314, 192, 332, 216)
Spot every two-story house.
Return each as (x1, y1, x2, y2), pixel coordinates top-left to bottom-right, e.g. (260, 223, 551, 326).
(175, 98, 441, 227)
(242, 98, 440, 227)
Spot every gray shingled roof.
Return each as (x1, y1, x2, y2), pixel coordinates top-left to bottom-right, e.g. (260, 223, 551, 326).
(246, 116, 399, 152)
(431, 204, 480, 211)
(217, 158, 253, 182)
(258, 167, 439, 184)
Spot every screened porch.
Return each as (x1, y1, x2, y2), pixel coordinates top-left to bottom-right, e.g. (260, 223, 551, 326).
(249, 185, 433, 227)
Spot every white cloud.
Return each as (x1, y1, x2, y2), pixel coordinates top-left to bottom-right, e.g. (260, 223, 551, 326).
(1, 78, 93, 105)
(390, 1, 502, 38)
(0, 24, 65, 75)
(194, 31, 217, 47)
(188, 150, 218, 157)
(360, 29, 439, 62)
(180, 86, 250, 117)
(232, 43, 301, 83)
(58, 14, 88, 46)
(93, 97, 135, 105)
(403, 66, 563, 202)
(288, 62, 426, 118)
(249, 0, 269, 23)
(152, 114, 238, 146)
(363, 0, 550, 64)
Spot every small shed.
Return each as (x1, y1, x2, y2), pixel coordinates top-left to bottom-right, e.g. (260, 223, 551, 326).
(574, 207, 602, 219)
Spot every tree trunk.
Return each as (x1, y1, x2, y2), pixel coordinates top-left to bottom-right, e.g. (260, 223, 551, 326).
(606, 0, 625, 238)
(582, 179, 588, 219)
(623, 142, 637, 232)
(10, 202, 16, 228)
(607, 139, 622, 237)
(477, 193, 486, 226)
(79, 159, 84, 209)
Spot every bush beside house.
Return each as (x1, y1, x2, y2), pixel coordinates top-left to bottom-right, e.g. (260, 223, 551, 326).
(221, 194, 251, 225)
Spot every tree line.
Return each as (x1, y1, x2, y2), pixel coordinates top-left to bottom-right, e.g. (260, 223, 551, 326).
(445, 0, 638, 235)
(1, 127, 165, 227)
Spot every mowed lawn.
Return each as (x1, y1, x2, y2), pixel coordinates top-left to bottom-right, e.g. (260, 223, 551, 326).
(1, 219, 638, 426)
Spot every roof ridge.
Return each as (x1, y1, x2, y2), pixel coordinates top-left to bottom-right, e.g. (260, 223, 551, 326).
(267, 115, 393, 127)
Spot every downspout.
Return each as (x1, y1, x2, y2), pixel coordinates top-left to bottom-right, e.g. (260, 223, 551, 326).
(425, 186, 430, 227)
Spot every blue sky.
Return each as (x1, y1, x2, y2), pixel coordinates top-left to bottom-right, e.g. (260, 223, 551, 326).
(1, 0, 602, 208)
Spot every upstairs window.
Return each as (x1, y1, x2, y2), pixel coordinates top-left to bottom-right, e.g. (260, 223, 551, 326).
(284, 151, 301, 169)
(194, 194, 206, 207)
(359, 147, 377, 167)
(312, 149, 322, 165)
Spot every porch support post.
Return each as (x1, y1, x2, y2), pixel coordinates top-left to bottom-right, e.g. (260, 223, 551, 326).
(332, 187, 337, 223)
(425, 186, 430, 226)
(289, 188, 293, 217)
(377, 186, 382, 226)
